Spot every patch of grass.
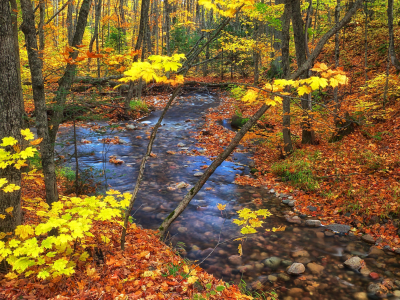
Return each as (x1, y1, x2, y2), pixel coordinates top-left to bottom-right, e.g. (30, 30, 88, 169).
(271, 150, 320, 191)
(238, 279, 277, 300)
(130, 99, 149, 112)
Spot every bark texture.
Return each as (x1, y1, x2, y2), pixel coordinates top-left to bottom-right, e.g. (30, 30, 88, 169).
(0, 0, 23, 233)
(388, 0, 400, 70)
(21, 0, 59, 205)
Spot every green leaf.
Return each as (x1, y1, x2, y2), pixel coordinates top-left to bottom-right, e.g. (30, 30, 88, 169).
(216, 285, 225, 292)
(206, 283, 212, 290)
(37, 270, 50, 279)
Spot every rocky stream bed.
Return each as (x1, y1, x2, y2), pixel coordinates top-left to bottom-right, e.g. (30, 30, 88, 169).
(56, 90, 400, 300)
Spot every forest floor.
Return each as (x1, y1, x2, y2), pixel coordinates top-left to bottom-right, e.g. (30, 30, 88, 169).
(0, 177, 252, 300)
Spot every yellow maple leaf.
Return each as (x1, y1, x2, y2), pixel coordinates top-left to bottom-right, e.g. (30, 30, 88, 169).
(1, 137, 18, 147)
(21, 129, 34, 141)
(217, 203, 226, 211)
(5, 207, 13, 214)
(3, 184, 20, 193)
(187, 275, 198, 284)
(242, 89, 259, 103)
(238, 244, 243, 256)
(308, 77, 328, 90)
(15, 224, 34, 239)
(334, 74, 347, 85)
(297, 85, 312, 96)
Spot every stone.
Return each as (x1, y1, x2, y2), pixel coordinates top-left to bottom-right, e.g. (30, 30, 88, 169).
(288, 196, 294, 200)
(305, 220, 321, 227)
(194, 172, 204, 177)
(228, 255, 242, 265)
(177, 142, 185, 147)
(368, 246, 385, 257)
(282, 200, 290, 204)
(292, 250, 310, 258)
(177, 227, 187, 233)
(360, 267, 371, 277)
(307, 205, 317, 212)
(268, 275, 278, 282)
(353, 292, 368, 300)
(282, 260, 293, 267)
(263, 257, 282, 269)
(344, 256, 363, 270)
(324, 224, 351, 233)
(126, 124, 137, 130)
(288, 287, 303, 297)
(142, 206, 155, 212)
(269, 189, 275, 193)
(176, 182, 187, 189)
(288, 200, 296, 207)
(324, 230, 335, 237)
(394, 291, 400, 297)
(287, 263, 305, 275)
(307, 262, 324, 275)
(285, 215, 301, 224)
(362, 234, 375, 244)
(367, 283, 381, 294)
(278, 273, 290, 281)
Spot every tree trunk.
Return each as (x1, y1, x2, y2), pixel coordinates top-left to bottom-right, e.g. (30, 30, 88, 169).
(88, 0, 102, 71)
(39, 0, 45, 58)
(48, 0, 92, 151)
(333, 0, 340, 122)
(135, 0, 150, 60)
(0, 0, 23, 233)
(20, 0, 59, 205)
(67, 0, 74, 45)
(388, 0, 400, 70)
(290, 0, 315, 144)
(9, 0, 25, 118)
(282, 0, 293, 155)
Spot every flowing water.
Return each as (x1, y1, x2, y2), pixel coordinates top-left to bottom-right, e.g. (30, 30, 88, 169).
(56, 90, 400, 300)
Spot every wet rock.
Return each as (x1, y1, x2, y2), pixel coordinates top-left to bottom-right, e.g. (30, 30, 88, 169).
(126, 124, 137, 130)
(287, 263, 305, 275)
(288, 200, 296, 207)
(324, 230, 335, 237)
(177, 227, 187, 233)
(324, 224, 351, 233)
(353, 292, 368, 300)
(269, 189, 275, 193)
(142, 206, 155, 212)
(362, 234, 376, 244)
(263, 257, 282, 269)
(360, 267, 371, 276)
(278, 273, 290, 281)
(268, 275, 278, 282)
(288, 196, 294, 200)
(285, 215, 301, 224)
(228, 255, 243, 265)
(177, 142, 185, 147)
(292, 250, 310, 258)
(307, 262, 324, 275)
(288, 287, 303, 297)
(282, 260, 293, 267)
(394, 291, 400, 297)
(194, 172, 203, 177)
(305, 220, 321, 227)
(367, 283, 381, 294)
(307, 205, 317, 212)
(368, 246, 385, 257)
(176, 182, 187, 189)
(282, 199, 290, 204)
(344, 256, 363, 270)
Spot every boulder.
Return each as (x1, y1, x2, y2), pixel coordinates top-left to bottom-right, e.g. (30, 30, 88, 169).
(344, 256, 363, 270)
(263, 257, 282, 270)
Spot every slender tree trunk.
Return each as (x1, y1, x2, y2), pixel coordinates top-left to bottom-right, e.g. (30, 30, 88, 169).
(0, 0, 23, 233)
(388, 0, 400, 70)
(135, 0, 150, 59)
(291, 0, 315, 144)
(39, 0, 45, 58)
(333, 0, 340, 122)
(364, 0, 368, 83)
(9, 0, 25, 119)
(67, 0, 74, 45)
(282, 0, 293, 155)
(48, 0, 93, 150)
(21, 0, 59, 205)
(88, 0, 102, 71)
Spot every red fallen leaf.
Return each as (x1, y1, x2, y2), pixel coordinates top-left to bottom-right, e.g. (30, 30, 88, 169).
(166, 281, 179, 286)
(369, 272, 379, 280)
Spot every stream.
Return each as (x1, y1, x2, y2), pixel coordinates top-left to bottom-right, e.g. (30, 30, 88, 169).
(56, 90, 400, 300)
